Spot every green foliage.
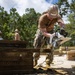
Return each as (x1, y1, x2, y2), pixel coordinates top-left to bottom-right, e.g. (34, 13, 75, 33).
(56, 0, 75, 46)
(0, 0, 75, 47)
(0, 6, 41, 48)
(57, 0, 70, 17)
(66, 0, 75, 46)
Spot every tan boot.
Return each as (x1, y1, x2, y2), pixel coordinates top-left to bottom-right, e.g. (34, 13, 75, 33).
(34, 59, 37, 67)
(46, 59, 50, 68)
(42, 59, 50, 70)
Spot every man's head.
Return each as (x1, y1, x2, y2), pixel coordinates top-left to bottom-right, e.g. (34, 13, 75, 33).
(48, 5, 58, 18)
(15, 29, 18, 33)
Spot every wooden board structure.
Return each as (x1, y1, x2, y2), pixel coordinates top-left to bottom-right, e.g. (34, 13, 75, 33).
(0, 40, 51, 73)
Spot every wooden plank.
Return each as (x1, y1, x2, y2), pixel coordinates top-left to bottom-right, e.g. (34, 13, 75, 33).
(0, 52, 32, 57)
(0, 47, 51, 53)
(0, 40, 27, 44)
(58, 46, 75, 51)
(0, 57, 33, 61)
(0, 40, 27, 48)
(0, 62, 33, 66)
(67, 50, 75, 60)
(0, 65, 33, 71)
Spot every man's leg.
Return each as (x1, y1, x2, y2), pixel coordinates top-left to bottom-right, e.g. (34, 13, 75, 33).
(33, 29, 42, 66)
(33, 52, 40, 66)
(45, 51, 53, 68)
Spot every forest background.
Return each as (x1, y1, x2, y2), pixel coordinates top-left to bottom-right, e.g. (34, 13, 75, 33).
(0, 0, 75, 48)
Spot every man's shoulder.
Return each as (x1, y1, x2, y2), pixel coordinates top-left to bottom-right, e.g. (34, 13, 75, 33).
(39, 14, 47, 21)
(15, 33, 19, 35)
(57, 14, 61, 18)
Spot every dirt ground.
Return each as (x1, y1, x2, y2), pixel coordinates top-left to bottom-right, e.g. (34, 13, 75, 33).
(37, 54, 75, 75)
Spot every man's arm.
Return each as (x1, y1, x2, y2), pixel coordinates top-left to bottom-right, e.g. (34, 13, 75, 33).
(57, 15, 65, 28)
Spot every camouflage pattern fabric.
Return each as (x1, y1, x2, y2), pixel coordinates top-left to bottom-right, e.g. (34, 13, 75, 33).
(33, 29, 54, 66)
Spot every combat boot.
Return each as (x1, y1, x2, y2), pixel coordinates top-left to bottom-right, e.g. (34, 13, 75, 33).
(45, 59, 50, 68)
(42, 59, 50, 70)
(34, 59, 37, 67)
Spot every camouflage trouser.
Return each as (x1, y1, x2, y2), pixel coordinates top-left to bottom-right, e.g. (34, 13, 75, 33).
(33, 29, 54, 66)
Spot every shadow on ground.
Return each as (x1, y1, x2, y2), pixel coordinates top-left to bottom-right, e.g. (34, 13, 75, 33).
(0, 67, 75, 75)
